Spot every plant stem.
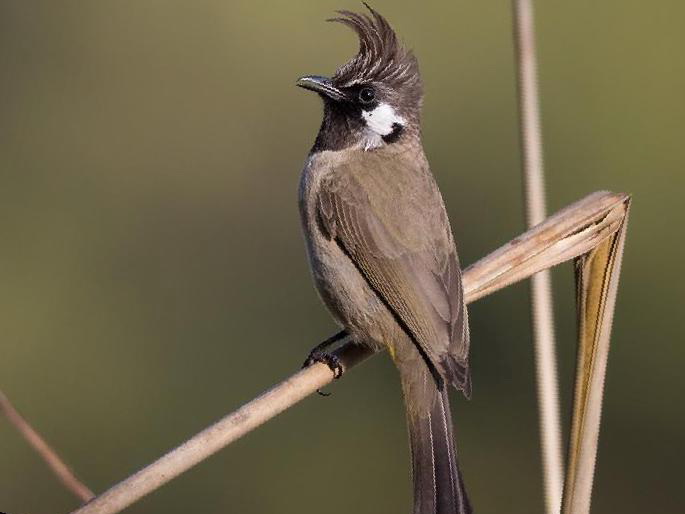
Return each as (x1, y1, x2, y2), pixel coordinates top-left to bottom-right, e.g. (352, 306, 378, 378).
(69, 191, 629, 514)
(512, 1, 564, 512)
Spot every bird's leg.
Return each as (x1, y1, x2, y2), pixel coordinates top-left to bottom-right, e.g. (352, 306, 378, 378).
(302, 329, 348, 376)
(302, 330, 348, 395)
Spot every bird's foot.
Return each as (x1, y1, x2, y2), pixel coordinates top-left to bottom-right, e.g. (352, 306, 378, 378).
(302, 350, 344, 378)
(302, 351, 344, 397)
(301, 330, 348, 396)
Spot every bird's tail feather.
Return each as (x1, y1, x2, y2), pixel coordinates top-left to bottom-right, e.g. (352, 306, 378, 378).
(405, 381, 472, 514)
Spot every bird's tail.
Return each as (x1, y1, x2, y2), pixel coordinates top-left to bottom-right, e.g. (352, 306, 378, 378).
(403, 374, 472, 514)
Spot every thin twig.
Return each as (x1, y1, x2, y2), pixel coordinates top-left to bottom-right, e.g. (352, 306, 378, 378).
(512, 1, 564, 512)
(0, 389, 95, 503)
(68, 191, 629, 514)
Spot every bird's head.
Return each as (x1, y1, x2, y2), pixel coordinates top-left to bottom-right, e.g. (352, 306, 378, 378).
(298, 5, 423, 152)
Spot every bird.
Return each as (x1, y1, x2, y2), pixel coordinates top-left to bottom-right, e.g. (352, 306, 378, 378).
(296, 6, 473, 514)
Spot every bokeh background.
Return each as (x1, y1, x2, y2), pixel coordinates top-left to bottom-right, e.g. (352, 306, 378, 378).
(1, 1, 683, 513)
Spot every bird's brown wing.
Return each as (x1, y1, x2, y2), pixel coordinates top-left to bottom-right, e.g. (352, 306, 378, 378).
(317, 149, 470, 396)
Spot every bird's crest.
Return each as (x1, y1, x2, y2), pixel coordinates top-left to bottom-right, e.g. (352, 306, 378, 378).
(330, 4, 421, 93)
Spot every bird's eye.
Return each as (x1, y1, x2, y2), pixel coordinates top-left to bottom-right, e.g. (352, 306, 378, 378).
(358, 87, 376, 104)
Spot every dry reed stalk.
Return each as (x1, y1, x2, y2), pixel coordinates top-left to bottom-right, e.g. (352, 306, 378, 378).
(512, 1, 564, 511)
(69, 191, 630, 514)
(0, 389, 94, 502)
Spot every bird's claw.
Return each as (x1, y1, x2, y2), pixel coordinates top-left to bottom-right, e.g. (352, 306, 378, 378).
(303, 351, 344, 378)
(303, 351, 344, 396)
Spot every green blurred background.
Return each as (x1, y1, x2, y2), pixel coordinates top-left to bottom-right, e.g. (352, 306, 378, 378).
(1, 1, 683, 513)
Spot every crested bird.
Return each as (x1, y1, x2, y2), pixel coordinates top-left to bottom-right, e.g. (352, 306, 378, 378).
(297, 6, 473, 514)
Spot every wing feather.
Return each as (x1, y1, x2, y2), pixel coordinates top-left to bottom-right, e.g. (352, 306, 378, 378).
(316, 151, 470, 396)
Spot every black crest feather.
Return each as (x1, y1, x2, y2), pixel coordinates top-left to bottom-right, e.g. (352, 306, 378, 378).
(329, 4, 421, 95)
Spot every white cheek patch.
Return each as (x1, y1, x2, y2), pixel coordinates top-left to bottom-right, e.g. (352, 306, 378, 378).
(361, 103, 405, 137)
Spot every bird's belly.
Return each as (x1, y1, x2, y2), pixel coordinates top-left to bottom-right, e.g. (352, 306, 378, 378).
(298, 150, 400, 349)
(304, 229, 392, 348)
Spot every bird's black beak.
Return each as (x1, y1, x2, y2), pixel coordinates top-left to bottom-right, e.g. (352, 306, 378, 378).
(296, 75, 346, 102)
